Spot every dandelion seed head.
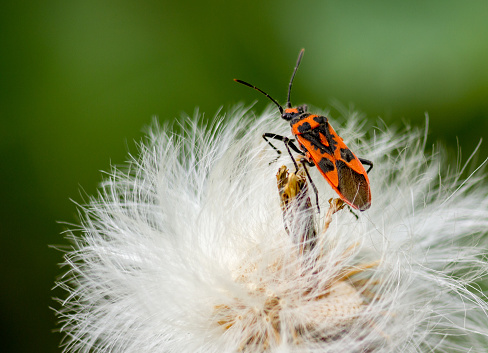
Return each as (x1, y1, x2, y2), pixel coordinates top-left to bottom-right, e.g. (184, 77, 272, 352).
(56, 106, 488, 352)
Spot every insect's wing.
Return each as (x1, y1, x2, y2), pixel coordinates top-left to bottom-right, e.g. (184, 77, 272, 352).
(296, 123, 371, 211)
(333, 159, 371, 211)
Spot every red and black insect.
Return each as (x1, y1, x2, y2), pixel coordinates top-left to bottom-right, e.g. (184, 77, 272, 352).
(234, 49, 373, 211)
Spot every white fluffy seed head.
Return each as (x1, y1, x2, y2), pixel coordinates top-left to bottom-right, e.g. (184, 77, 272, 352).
(56, 105, 488, 352)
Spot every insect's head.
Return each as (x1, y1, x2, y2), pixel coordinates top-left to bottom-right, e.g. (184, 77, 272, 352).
(234, 49, 306, 121)
(282, 105, 307, 121)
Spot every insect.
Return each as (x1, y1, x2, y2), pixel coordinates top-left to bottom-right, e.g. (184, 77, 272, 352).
(234, 49, 373, 211)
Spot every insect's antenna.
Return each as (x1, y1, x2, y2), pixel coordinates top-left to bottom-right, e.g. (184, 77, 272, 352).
(234, 79, 283, 115)
(287, 48, 305, 108)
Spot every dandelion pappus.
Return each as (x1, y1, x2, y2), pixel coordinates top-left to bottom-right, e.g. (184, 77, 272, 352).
(234, 49, 373, 212)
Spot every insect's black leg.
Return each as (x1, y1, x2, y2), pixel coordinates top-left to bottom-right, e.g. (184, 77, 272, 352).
(262, 133, 305, 166)
(262, 133, 304, 155)
(359, 158, 373, 173)
(262, 132, 304, 172)
(282, 137, 301, 172)
(262, 133, 283, 155)
(348, 206, 359, 220)
(300, 159, 320, 214)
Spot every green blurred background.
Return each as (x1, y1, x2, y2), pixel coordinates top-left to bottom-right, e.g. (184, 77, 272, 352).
(1, 1, 487, 351)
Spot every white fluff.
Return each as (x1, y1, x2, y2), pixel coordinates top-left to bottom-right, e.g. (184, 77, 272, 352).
(56, 105, 488, 352)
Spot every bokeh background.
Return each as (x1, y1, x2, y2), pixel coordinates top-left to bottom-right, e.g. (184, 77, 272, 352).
(1, 1, 488, 351)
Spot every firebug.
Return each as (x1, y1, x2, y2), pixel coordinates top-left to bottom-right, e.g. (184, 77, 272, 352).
(234, 49, 373, 211)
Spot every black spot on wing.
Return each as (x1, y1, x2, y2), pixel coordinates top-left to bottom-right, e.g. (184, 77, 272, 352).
(340, 148, 355, 163)
(313, 115, 327, 124)
(301, 132, 333, 155)
(335, 160, 371, 210)
(300, 119, 338, 156)
(318, 121, 338, 153)
(297, 121, 312, 134)
(290, 114, 310, 129)
(317, 157, 335, 174)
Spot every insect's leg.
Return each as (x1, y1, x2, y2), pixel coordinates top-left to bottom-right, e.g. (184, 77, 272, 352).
(263, 133, 304, 166)
(348, 206, 359, 220)
(300, 159, 320, 214)
(358, 158, 373, 173)
(262, 133, 303, 154)
(302, 158, 315, 168)
(262, 133, 283, 156)
(282, 138, 301, 172)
